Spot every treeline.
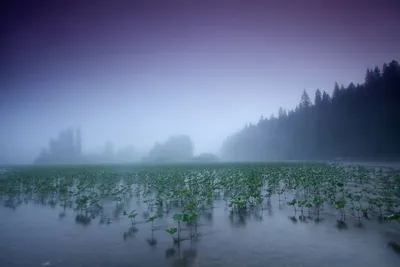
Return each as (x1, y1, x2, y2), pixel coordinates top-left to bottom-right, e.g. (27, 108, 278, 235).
(34, 132, 219, 164)
(221, 60, 400, 161)
(143, 135, 194, 163)
(35, 128, 82, 164)
(34, 132, 140, 164)
(142, 135, 219, 163)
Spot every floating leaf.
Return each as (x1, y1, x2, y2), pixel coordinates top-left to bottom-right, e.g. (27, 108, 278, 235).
(128, 213, 138, 219)
(173, 214, 183, 222)
(165, 228, 177, 235)
(385, 213, 400, 221)
(147, 215, 158, 223)
(287, 199, 297, 206)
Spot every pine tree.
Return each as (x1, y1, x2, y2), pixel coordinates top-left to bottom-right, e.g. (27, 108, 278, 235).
(220, 60, 400, 161)
(314, 89, 322, 106)
(332, 82, 340, 100)
(299, 89, 311, 109)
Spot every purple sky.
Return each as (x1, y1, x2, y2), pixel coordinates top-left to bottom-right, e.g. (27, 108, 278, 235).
(1, 0, 399, 163)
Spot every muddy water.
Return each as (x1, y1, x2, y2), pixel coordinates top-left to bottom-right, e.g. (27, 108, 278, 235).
(1, 195, 400, 267)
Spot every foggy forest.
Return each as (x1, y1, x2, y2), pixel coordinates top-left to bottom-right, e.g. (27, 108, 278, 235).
(30, 60, 400, 165)
(1, 1, 400, 267)
(222, 60, 400, 162)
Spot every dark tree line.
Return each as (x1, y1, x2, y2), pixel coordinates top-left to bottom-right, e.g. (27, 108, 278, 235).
(221, 60, 400, 161)
(35, 128, 82, 164)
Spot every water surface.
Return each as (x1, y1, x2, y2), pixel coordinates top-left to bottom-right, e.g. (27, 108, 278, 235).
(1, 195, 399, 267)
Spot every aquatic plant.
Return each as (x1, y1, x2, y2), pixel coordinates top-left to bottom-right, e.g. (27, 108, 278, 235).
(124, 210, 139, 225)
(143, 198, 156, 211)
(165, 228, 178, 242)
(1, 161, 399, 236)
(334, 200, 346, 221)
(312, 196, 324, 221)
(287, 199, 297, 213)
(297, 200, 306, 216)
(385, 213, 400, 223)
(146, 215, 158, 230)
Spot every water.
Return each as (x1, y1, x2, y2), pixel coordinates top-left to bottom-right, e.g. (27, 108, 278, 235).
(1, 196, 399, 267)
(339, 161, 400, 171)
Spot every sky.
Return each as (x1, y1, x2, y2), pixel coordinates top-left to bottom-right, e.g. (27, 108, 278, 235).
(1, 0, 399, 163)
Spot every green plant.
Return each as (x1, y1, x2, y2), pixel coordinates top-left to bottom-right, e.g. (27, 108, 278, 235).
(334, 200, 346, 221)
(165, 228, 178, 242)
(124, 210, 139, 225)
(297, 200, 306, 215)
(147, 215, 158, 230)
(173, 213, 184, 241)
(385, 213, 400, 223)
(287, 199, 297, 213)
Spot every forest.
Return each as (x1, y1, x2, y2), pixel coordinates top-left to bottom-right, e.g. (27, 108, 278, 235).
(34, 128, 83, 164)
(34, 60, 399, 164)
(221, 60, 400, 161)
(34, 129, 139, 164)
(34, 132, 218, 164)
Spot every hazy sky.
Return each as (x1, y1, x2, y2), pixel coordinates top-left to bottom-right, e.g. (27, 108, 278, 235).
(1, 0, 399, 163)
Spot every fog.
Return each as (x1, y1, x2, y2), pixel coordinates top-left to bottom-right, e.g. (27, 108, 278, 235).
(1, 1, 399, 164)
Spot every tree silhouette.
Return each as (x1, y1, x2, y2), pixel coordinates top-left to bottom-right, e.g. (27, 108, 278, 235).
(34, 128, 83, 164)
(221, 60, 400, 161)
(300, 89, 311, 109)
(145, 135, 194, 163)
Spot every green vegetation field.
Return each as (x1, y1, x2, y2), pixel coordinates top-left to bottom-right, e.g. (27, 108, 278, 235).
(1, 162, 400, 267)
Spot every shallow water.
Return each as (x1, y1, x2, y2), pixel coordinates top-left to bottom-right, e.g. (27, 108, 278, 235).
(340, 161, 400, 171)
(1, 195, 400, 267)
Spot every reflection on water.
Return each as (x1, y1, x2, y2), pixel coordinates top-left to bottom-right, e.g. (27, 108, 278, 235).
(147, 230, 158, 248)
(166, 247, 176, 258)
(388, 241, 400, 255)
(58, 211, 67, 219)
(166, 242, 198, 267)
(75, 214, 91, 226)
(336, 220, 349, 230)
(112, 202, 125, 219)
(298, 214, 307, 222)
(288, 215, 298, 223)
(142, 211, 150, 220)
(0, 196, 400, 267)
(123, 226, 138, 241)
(228, 210, 250, 228)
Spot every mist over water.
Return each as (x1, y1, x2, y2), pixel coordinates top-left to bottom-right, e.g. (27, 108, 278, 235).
(2, 2, 400, 267)
(1, 0, 400, 164)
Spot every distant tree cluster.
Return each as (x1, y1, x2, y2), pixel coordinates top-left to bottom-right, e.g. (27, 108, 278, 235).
(35, 128, 82, 164)
(221, 60, 400, 161)
(34, 130, 199, 165)
(144, 135, 194, 162)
